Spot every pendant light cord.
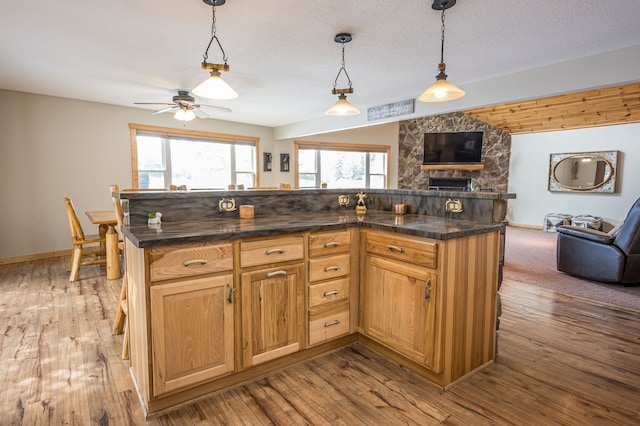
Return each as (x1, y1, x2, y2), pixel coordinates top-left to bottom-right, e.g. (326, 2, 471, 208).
(333, 42, 353, 90)
(439, 8, 446, 64)
(202, 5, 228, 65)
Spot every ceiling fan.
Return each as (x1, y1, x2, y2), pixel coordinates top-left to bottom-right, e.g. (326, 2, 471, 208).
(134, 90, 231, 121)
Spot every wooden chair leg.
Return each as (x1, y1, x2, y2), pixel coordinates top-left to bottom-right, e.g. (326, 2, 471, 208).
(122, 319, 129, 360)
(112, 277, 127, 335)
(69, 246, 82, 282)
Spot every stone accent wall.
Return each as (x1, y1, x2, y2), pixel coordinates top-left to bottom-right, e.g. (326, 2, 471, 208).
(398, 112, 511, 192)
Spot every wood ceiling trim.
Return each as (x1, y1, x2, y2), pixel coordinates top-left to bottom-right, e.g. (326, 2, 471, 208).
(463, 82, 640, 135)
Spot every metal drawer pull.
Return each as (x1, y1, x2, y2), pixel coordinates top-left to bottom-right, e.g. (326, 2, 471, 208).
(183, 259, 208, 267)
(386, 245, 405, 253)
(265, 248, 285, 255)
(323, 241, 340, 248)
(324, 320, 340, 328)
(323, 290, 339, 297)
(425, 279, 432, 301)
(227, 284, 236, 304)
(267, 270, 287, 278)
(324, 266, 340, 272)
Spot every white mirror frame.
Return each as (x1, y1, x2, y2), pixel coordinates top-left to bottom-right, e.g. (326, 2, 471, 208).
(548, 150, 619, 193)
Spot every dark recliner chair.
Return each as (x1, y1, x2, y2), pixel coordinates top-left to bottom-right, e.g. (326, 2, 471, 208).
(556, 198, 640, 284)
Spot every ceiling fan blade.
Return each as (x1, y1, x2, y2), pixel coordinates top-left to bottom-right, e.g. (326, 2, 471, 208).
(199, 104, 232, 113)
(152, 106, 179, 115)
(193, 108, 209, 119)
(134, 102, 177, 106)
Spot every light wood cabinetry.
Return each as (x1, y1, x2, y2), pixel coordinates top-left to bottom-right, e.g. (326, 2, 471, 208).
(240, 264, 304, 367)
(126, 240, 236, 412)
(363, 256, 441, 371)
(239, 235, 305, 367)
(363, 231, 442, 370)
(148, 243, 233, 282)
(360, 229, 500, 387)
(307, 229, 354, 346)
(125, 223, 499, 416)
(150, 274, 234, 396)
(240, 236, 304, 268)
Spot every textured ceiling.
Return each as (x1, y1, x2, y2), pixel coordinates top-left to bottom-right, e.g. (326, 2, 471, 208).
(1, 1, 640, 129)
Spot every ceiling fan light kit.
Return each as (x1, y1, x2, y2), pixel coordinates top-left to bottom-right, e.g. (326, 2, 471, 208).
(418, 0, 465, 102)
(325, 33, 360, 116)
(134, 90, 231, 120)
(174, 106, 197, 121)
(193, 0, 238, 100)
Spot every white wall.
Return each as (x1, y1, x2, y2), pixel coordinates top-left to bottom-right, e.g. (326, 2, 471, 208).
(508, 123, 640, 229)
(0, 89, 276, 259)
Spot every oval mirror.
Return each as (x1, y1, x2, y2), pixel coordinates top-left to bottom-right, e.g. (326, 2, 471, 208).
(548, 151, 618, 193)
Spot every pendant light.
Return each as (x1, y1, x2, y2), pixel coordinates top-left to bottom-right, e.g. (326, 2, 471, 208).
(326, 33, 360, 116)
(193, 0, 238, 100)
(418, 0, 465, 102)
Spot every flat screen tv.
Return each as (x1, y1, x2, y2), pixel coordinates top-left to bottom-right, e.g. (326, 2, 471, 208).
(422, 131, 483, 165)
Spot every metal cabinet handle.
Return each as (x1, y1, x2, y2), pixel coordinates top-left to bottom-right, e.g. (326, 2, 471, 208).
(324, 266, 340, 272)
(265, 248, 285, 255)
(267, 270, 287, 278)
(323, 241, 340, 248)
(386, 245, 405, 253)
(227, 284, 236, 304)
(323, 290, 339, 297)
(425, 279, 432, 301)
(324, 320, 340, 328)
(183, 259, 208, 267)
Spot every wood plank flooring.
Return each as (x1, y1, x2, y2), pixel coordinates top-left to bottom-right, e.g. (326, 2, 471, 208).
(1, 257, 639, 425)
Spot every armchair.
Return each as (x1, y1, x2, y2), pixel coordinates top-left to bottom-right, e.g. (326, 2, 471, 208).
(556, 198, 640, 284)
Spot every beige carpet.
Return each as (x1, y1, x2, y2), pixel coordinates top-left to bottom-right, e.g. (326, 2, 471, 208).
(503, 226, 640, 311)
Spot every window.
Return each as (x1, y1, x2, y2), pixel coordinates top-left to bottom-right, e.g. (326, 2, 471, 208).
(130, 124, 258, 189)
(295, 141, 389, 189)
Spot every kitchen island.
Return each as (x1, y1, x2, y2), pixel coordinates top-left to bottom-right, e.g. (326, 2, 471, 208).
(119, 189, 511, 416)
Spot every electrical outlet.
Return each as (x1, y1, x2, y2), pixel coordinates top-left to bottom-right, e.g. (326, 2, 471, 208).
(218, 198, 237, 212)
(445, 199, 463, 213)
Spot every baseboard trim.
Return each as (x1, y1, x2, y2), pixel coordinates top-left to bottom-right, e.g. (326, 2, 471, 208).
(0, 250, 70, 265)
(507, 223, 543, 230)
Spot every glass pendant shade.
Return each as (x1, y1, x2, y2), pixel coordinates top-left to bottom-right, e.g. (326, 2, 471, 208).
(193, 70, 238, 100)
(325, 94, 360, 116)
(418, 75, 465, 102)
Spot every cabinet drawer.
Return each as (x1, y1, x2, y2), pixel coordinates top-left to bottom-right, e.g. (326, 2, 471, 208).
(309, 277, 349, 308)
(149, 243, 233, 282)
(309, 229, 351, 257)
(365, 231, 438, 269)
(308, 254, 350, 283)
(309, 302, 350, 346)
(240, 236, 304, 268)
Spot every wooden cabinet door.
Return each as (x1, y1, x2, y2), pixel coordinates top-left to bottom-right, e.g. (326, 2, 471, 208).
(241, 264, 304, 367)
(150, 274, 235, 396)
(363, 256, 442, 372)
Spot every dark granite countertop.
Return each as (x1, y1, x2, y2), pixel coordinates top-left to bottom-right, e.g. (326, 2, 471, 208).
(123, 210, 504, 248)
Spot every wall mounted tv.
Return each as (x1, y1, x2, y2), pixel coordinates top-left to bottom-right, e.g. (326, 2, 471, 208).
(423, 131, 483, 165)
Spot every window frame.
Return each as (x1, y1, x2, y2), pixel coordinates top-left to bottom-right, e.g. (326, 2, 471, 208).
(294, 140, 390, 189)
(129, 124, 260, 189)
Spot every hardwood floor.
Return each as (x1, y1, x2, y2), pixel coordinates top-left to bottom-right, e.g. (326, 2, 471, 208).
(1, 257, 639, 425)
